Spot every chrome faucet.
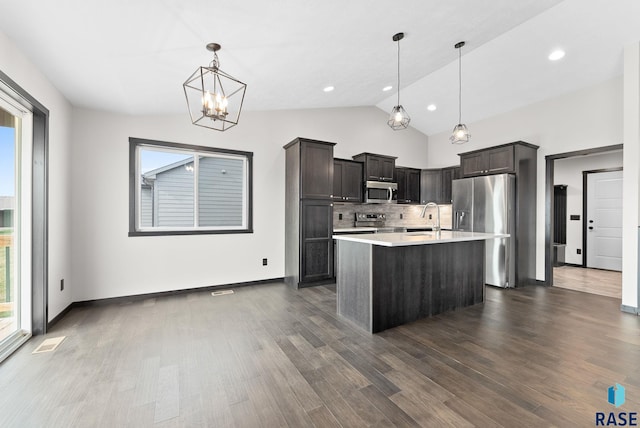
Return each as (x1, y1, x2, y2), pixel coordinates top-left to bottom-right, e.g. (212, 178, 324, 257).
(420, 202, 440, 231)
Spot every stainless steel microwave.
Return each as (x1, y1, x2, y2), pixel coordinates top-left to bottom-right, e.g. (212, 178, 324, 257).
(364, 181, 398, 204)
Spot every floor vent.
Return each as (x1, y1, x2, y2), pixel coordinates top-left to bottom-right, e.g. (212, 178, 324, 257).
(212, 290, 234, 297)
(32, 336, 66, 354)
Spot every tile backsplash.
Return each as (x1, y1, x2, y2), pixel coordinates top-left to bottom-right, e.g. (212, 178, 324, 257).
(334, 203, 452, 229)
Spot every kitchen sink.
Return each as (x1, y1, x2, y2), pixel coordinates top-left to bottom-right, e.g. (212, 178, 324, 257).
(404, 227, 434, 232)
(404, 231, 436, 236)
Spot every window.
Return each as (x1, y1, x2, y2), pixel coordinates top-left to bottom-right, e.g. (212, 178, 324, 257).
(129, 138, 253, 236)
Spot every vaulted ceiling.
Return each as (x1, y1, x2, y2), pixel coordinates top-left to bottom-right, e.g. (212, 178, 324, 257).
(1, 0, 638, 136)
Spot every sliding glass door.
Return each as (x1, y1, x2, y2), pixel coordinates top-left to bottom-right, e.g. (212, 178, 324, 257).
(0, 91, 32, 355)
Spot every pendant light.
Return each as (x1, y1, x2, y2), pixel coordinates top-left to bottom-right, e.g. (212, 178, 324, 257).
(450, 41, 470, 144)
(183, 43, 247, 132)
(388, 32, 410, 130)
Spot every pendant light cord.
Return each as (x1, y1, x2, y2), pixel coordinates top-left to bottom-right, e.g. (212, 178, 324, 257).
(397, 39, 401, 107)
(458, 45, 462, 124)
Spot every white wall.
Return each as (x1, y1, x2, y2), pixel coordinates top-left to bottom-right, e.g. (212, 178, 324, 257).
(70, 106, 428, 301)
(0, 31, 73, 321)
(426, 76, 624, 284)
(554, 152, 623, 265)
(622, 42, 640, 311)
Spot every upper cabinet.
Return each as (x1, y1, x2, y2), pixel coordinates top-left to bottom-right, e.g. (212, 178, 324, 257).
(299, 140, 335, 199)
(420, 169, 442, 204)
(352, 153, 396, 182)
(419, 166, 460, 204)
(440, 166, 461, 204)
(396, 167, 421, 204)
(333, 159, 363, 202)
(459, 142, 537, 177)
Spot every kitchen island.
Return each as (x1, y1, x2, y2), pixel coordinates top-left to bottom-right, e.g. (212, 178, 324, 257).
(333, 230, 508, 333)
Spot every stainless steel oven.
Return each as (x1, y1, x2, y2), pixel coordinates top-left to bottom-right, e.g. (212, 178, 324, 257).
(364, 181, 398, 204)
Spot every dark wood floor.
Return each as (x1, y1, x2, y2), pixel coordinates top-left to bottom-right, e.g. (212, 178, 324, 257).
(0, 282, 638, 427)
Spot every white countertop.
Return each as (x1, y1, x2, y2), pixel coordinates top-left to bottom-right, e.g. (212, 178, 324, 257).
(333, 230, 509, 247)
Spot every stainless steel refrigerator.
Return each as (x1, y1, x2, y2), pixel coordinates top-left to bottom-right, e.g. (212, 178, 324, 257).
(452, 174, 516, 288)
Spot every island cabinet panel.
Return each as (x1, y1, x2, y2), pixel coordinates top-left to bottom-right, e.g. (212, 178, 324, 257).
(370, 241, 484, 332)
(336, 237, 485, 333)
(335, 240, 372, 331)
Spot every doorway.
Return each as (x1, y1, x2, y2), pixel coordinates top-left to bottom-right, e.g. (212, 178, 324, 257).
(0, 89, 33, 355)
(0, 70, 48, 363)
(545, 146, 623, 296)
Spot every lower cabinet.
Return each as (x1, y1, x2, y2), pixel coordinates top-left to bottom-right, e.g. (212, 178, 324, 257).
(300, 199, 333, 284)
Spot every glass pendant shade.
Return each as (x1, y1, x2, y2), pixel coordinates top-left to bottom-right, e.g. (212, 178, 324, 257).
(183, 43, 247, 132)
(388, 105, 410, 130)
(450, 123, 470, 144)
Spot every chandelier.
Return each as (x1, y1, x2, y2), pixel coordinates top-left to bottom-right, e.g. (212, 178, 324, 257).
(183, 43, 247, 132)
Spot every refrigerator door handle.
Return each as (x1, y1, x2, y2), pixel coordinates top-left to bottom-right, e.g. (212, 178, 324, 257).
(454, 211, 465, 230)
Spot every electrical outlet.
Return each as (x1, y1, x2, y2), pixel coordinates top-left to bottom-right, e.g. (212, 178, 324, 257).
(60, 279, 64, 291)
(577, 249, 581, 255)
(400, 213, 403, 219)
(262, 258, 268, 266)
(338, 213, 343, 220)
(428, 214, 433, 220)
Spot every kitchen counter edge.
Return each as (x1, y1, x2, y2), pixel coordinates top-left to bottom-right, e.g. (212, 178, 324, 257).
(332, 231, 508, 247)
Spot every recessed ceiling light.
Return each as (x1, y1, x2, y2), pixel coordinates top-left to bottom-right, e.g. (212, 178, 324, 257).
(383, 85, 393, 92)
(548, 49, 565, 61)
(427, 104, 437, 111)
(323, 86, 335, 92)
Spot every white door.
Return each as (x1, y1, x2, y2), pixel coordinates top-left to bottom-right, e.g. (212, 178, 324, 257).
(586, 170, 622, 271)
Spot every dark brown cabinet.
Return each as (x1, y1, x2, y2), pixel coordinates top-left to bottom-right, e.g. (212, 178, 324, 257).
(420, 166, 460, 204)
(301, 199, 333, 283)
(420, 169, 442, 204)
(300, 141, 334, 198)
(352, 153, 396, 182)
(441, 166, 461, 204)
(396, 167, 421, 204)
(284, 138, 335, 288)
(460, 144, 515, 177)
(333, 159, 363, 202)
